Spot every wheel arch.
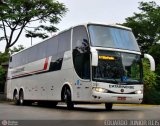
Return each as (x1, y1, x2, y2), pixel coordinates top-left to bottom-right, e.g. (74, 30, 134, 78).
(61, 82, 73, 101)
(13, 88, 18, 99)
(19, 87, 25, 98)
(19, 87, 24, 93)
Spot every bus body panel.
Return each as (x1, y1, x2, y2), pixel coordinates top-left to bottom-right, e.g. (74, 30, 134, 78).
(6, 23, 144, 106)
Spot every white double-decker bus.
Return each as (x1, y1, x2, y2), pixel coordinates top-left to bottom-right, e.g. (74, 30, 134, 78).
(6, 23, 155, 110)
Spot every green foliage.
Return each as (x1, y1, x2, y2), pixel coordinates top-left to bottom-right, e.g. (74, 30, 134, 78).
(0, 52, 9, 92)
(143, 59, 157, 89)
(0, 52, 9, 64)
(143, 59, 160, 104)
(143, 88, 160, 104)
(0, 66, 5, 80)
(148, 44, 160, 91)
(9, 45, 25, 55)
(0, 0, 67, 51)
(0, 45, 24, 65)
(0, 65, 5, 92)
(149, 45, 160, 74)
(123, 1, 160, 53)
(123, 1, 160, 104)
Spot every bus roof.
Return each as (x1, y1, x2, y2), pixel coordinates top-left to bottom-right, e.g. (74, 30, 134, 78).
(74, 22, 132, 31)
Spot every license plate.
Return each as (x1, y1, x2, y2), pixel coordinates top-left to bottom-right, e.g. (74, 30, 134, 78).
(117, 97, 126, 101)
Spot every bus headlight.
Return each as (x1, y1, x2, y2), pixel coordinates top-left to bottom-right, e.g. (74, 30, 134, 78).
(93, 87, 108, 93)
(135, 90, 143, 94)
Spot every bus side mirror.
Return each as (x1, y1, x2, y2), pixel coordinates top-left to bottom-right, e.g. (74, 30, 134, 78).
(144, 54, 155, 71)
(91, 48, 98, 66)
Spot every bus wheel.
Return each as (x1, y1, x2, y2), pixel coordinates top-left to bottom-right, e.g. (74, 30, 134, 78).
(105, 103, 113, 110)
(63, 87, 74, 110)
(19, 90, 24, 106)
(13, 91, 19, 105)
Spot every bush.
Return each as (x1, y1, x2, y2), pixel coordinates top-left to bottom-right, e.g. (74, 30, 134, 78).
(0, 65, 5, 92)
(143, 59, 160, 104)
(149, 45, 160, 91)
(143, 59, 157, 89)
(143, 88, 160, 104)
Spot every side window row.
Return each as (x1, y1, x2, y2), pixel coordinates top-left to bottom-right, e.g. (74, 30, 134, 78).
(10, 30, 71, 68)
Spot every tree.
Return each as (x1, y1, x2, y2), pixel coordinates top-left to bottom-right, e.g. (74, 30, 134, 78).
(0, 51, 9, 92)
(143, 59, 157, 90)
(0, 0, 67, 52)
(0, 65, 5, 92)
(149, 44, 160, 74)
(148, 44, 160, 91)
(143, 59, 160, 104)
(123, 1, 160, 53)
(0, 52, 9, 64)
(122, 1, 160, 104)
(9, 45, 25, 55)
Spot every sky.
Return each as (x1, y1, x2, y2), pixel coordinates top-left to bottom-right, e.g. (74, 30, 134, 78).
(0, 0, 160, 52)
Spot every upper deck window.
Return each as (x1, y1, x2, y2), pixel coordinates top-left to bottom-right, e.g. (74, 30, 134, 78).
(88, 25, 140, 52)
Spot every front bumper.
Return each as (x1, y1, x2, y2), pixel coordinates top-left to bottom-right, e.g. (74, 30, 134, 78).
(91, 92, 143, 104)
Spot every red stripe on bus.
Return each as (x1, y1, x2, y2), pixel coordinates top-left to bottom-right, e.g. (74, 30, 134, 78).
(43, 57, 49, 70)
(12, 69, 44, 78)
(11, 57, 49, 79)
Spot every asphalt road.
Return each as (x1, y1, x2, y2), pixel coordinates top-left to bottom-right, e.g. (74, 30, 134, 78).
(0, 102, 160, 126)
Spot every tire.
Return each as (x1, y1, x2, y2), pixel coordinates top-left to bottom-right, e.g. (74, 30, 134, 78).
(13, 92, 19, 105)
(63, 87, 74, 110)
(19, 90, 24, 106)
(105, 103, 113, 110)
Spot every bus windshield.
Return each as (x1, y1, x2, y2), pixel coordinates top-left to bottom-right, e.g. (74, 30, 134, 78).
(92, 50, 143, 84)
(88, 25, 140, 52)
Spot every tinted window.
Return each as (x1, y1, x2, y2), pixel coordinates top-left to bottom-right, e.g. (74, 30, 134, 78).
(58, 30, 71, 53)
(28, 47, 36, 63)
(46, 36, 58, 57)
(37, 42, 47, 60)
(72, 26, 90, 79)
(49, 30, 71, 71)
(88, 25, 140, 52)
(93, 51, 142, 84)
(11, 30, 71, 68)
